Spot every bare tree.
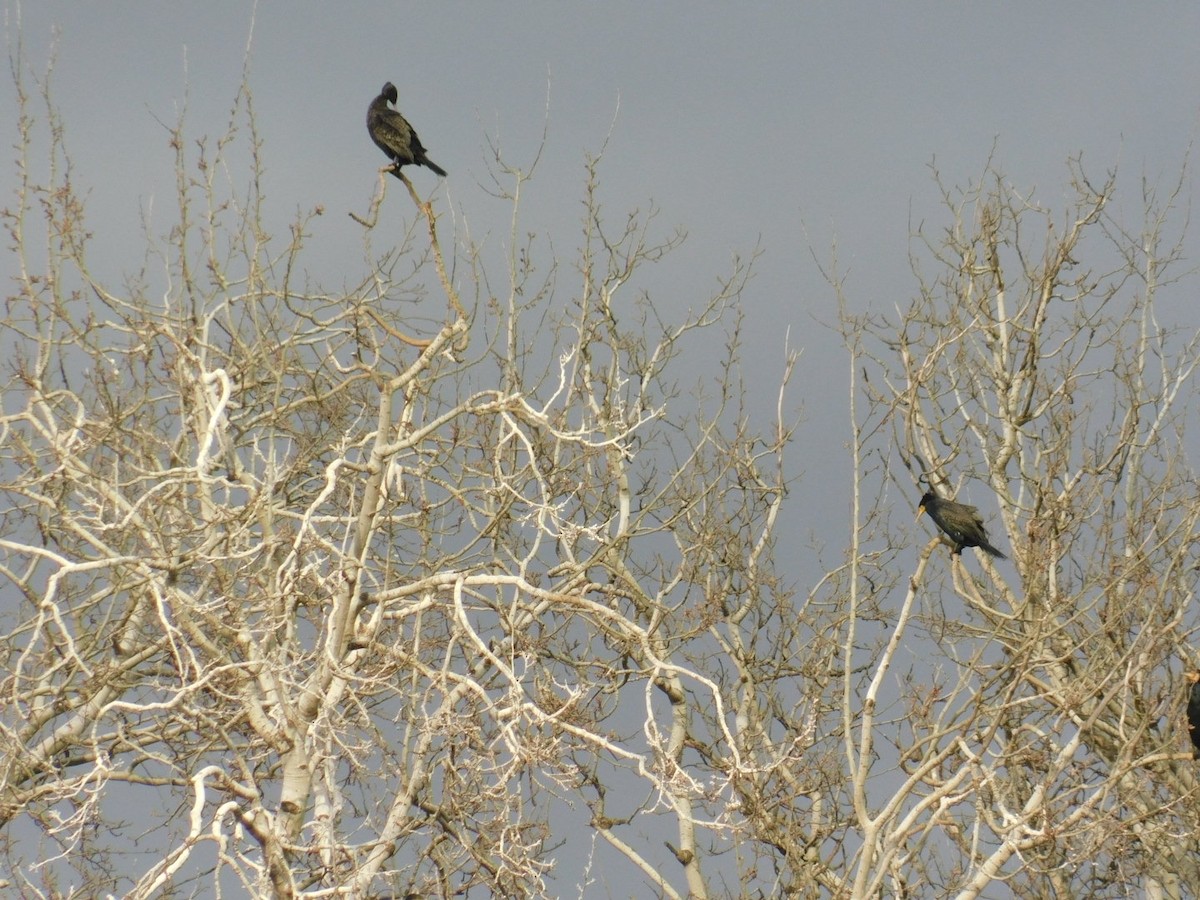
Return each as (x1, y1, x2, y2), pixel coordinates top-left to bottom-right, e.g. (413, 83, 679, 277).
(830, 154, 1200, 899)
(0, 63, 791, 899)
(3, 56, 1200, 900)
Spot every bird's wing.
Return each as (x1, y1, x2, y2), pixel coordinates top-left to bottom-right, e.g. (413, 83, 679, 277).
(961, 503, 985, 525)
(375, 110, 417, 154)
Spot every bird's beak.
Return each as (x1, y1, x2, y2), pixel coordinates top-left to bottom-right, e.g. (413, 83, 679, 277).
(915, 504, 925, 522)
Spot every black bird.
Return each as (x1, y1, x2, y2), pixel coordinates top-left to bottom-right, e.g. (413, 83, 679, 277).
(917, 491, 1006, 559)
(1187, 671, 1200, 755)
(366, 82, 447, 178)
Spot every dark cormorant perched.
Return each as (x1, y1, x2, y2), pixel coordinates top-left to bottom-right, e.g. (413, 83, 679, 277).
(366, 82, 447, 178)
(1187, 671, 1200, 755)
(917, 491, 1006, 559)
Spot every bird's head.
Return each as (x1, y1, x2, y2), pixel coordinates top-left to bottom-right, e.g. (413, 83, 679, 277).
(917, 491, 937, 521)
(382, 82, 399, 105)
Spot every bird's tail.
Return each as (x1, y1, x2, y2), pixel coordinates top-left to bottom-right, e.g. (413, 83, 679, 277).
(421, 156, 447, 177)
(980, 541, 1007, 560)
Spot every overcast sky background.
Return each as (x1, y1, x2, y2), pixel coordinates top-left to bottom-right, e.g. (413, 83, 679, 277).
(8, 2, 1200, 527)
(8, 1, 1200, 506)
(5, 1, 1200, 893)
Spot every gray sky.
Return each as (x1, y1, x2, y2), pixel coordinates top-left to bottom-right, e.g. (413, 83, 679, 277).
(10, 1, 1197, 460)
(10, 2, 1198, 353)
(7, 0, 1200, 649)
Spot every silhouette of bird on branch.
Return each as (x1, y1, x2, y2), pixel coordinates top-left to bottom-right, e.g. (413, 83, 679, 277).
(367, 82, 447, 179)
(918, 491, 1006, 559)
